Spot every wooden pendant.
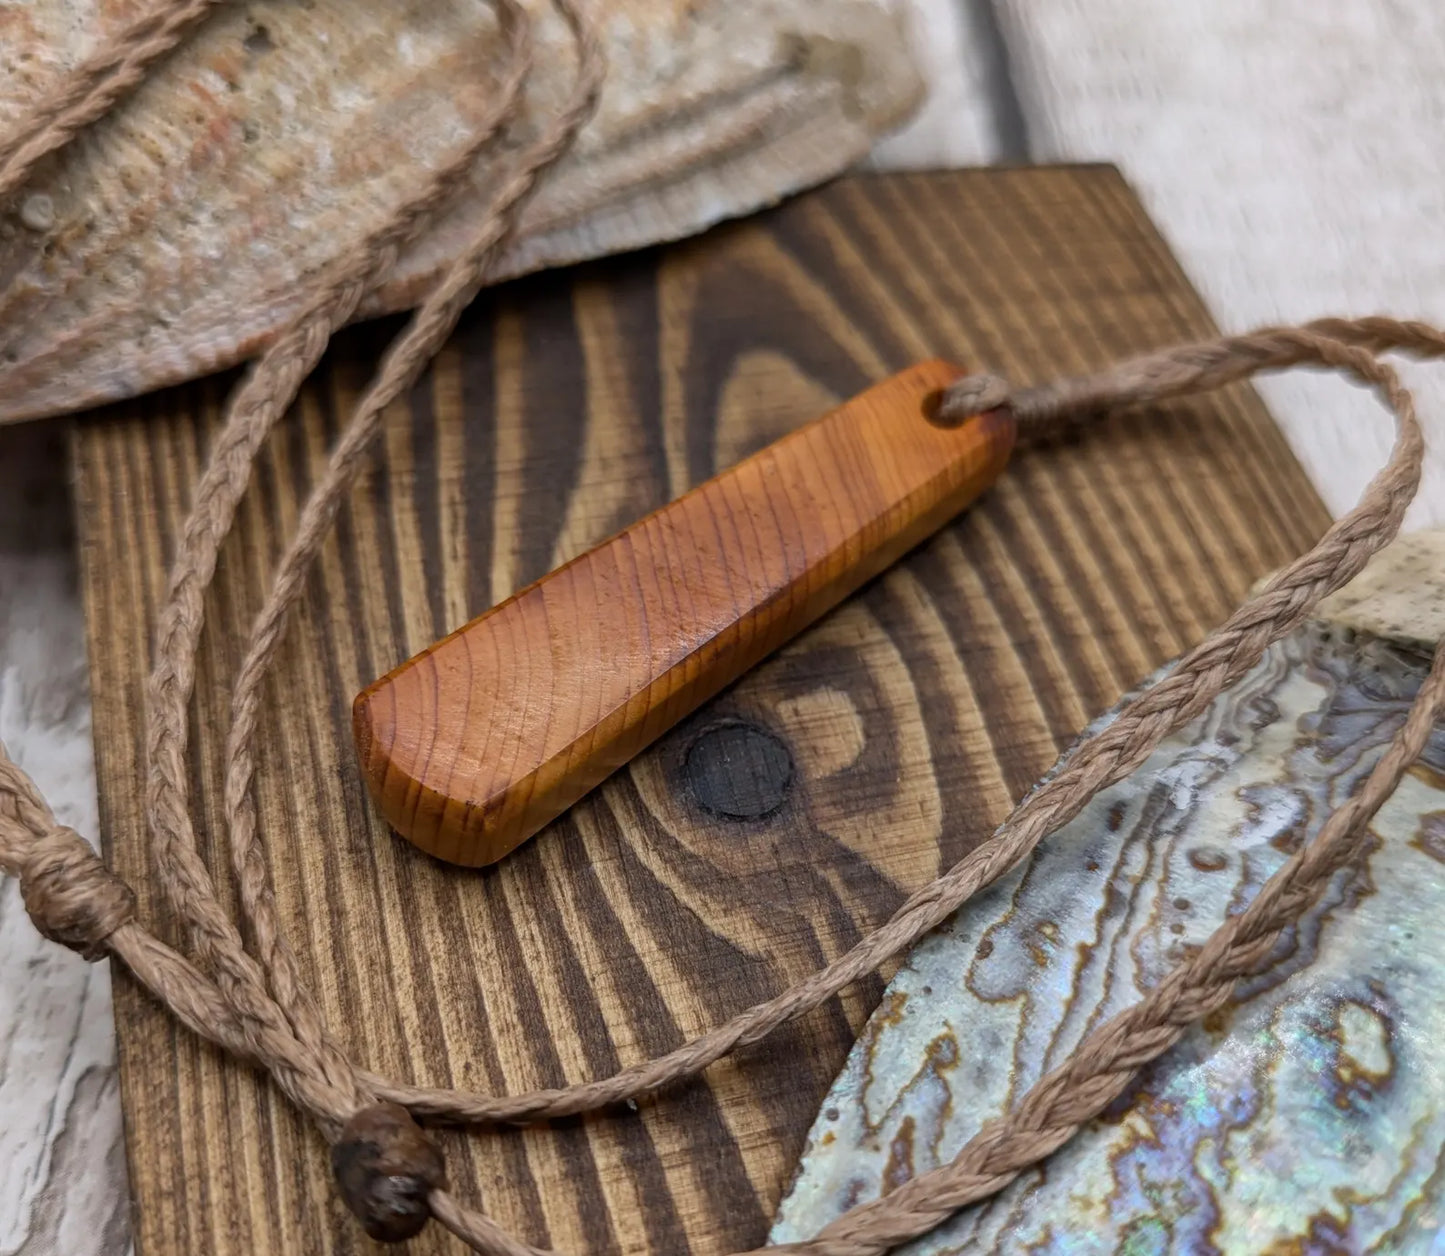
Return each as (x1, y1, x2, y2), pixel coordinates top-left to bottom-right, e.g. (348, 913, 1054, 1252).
(353, 360, 1015, 865)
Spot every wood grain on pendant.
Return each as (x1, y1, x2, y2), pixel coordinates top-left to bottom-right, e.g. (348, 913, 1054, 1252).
(353, 360, 1015, 865)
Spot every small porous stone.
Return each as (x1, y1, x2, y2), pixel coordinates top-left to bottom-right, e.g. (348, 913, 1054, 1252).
(331, 1102, 445, 1243)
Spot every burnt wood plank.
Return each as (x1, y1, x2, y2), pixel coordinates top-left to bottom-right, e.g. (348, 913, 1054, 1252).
(72, 167, 1331, 1255)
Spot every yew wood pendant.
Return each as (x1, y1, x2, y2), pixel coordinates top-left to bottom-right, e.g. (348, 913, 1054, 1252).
(352, 361, 1015, 865)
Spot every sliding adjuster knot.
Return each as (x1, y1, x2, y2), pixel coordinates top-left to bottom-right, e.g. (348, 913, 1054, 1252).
(19, 825, 135, 960)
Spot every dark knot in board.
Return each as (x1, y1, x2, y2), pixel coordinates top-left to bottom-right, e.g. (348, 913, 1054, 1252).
(331, 1102, 446, 1242)
(685, 721, 795, 820)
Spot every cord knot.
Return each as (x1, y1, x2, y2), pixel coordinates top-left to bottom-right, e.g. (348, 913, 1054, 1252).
(332, 1102, 446, 1243)
(19, 824, 136, 960)
(939, 372, 1013, 422)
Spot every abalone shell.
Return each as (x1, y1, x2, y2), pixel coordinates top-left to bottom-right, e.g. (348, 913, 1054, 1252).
(0, 0, 920, 423)
(773, 609, 1445, 1253)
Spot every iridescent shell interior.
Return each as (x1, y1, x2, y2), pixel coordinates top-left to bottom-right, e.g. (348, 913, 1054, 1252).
(774, 611, 1445, 1253)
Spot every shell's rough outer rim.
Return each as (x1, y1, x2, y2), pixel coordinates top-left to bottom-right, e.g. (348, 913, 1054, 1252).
(0, 0, 923, 424)
(1266, 529, 1445, 653)
(772, 533, 1445, 1254)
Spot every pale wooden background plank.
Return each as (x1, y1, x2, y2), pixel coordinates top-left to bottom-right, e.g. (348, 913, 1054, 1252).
(970, 1, 1445, 530)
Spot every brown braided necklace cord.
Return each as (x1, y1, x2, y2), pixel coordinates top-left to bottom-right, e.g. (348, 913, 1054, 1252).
(1, 2, 1444, 1249)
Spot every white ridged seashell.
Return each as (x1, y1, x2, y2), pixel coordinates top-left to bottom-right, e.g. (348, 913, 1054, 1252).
(0, 0, 921, 423)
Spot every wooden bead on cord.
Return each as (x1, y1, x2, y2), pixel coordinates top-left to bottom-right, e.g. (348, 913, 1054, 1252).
(331, 1102, 446, 1242)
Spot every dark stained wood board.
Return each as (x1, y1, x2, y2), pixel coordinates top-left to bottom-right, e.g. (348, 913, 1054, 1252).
(72, 167, 1330, 1256)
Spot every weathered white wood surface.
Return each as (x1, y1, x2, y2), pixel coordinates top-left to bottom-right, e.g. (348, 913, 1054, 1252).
(0, 422, 130, 1256)
(987, 0, 1445, 531)
(4, 1, 1445, 1250)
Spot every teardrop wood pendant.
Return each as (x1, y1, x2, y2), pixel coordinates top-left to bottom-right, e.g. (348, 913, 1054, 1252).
(353, 360, 1015, 866)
